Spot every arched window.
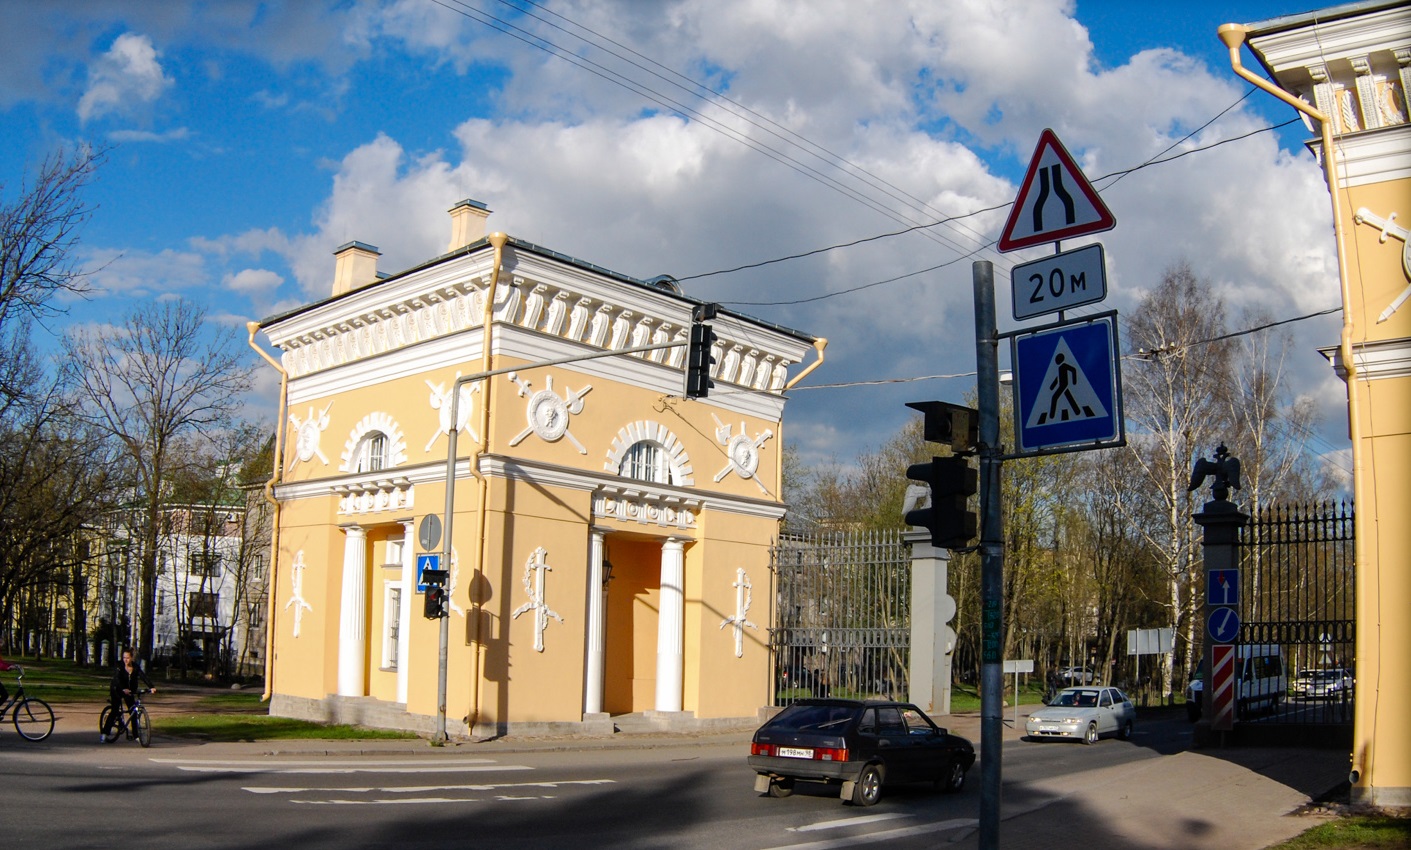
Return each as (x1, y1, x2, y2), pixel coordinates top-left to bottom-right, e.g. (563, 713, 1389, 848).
(618, 440, 668, 484)
(355, 431, 387, 473)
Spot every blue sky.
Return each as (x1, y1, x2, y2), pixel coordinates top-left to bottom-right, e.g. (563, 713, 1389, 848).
(1, 0, 1351, 478)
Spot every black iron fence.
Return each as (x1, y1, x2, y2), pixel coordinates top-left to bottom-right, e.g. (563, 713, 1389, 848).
(1237, 500, 1355, 727)
(768, 530, 910, 705)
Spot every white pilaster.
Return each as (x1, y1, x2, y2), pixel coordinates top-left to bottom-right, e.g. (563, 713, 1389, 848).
(337, 525, 368, 697)
(655, 537, 685, 712)
(398, 520, 415, 704)
(585, 530, 607, 715)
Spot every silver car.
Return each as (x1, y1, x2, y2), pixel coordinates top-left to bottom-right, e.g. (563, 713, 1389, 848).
(1025, 686, 1136, 744)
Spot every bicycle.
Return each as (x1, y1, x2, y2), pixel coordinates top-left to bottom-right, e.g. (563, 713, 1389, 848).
(100, 687, 152, 748)
(0, 665, 56, 741)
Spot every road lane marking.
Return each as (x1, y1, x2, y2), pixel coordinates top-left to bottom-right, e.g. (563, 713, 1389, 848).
(243, 779, 614, 795)
(172, 764, 534, 774)
(762, 818, 978, 850)
(149, 758, 498, 767)
(788, 813, 913, 832)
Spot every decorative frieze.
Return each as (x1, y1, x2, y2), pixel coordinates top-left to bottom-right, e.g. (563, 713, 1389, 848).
(267, 251, 799, 396)
(593, 486, 700, 530)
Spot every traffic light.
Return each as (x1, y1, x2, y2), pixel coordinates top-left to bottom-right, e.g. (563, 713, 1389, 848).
(422, 568, 449, 619)
(423, 584, 447, 619)
(905, 455, 978, 549)
(686, 320, 717, 398)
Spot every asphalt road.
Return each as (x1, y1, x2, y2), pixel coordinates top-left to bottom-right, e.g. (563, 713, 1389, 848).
(0, 708, 1202, 850)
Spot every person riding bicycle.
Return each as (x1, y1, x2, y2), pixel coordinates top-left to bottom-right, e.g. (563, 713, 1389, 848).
(100, 648, 155, 743)
(0, 643, 15, 705)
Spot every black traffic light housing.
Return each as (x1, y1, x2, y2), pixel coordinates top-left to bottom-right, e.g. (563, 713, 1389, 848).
(904, 400, 980, 550)
(422, 568, 449, 619)
(686, 303, 719, 399)
(905, 401, 979, 455)
(905, 456, 979, 549)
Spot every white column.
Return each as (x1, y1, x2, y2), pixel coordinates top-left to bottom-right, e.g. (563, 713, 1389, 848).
(655, 537, 685, 712)
(584, 530, 607, 715)
(397, 520, 415, 705)
(337, 525, 368, 697)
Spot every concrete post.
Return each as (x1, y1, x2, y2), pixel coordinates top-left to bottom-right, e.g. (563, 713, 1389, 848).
(905, 529, 956, 716)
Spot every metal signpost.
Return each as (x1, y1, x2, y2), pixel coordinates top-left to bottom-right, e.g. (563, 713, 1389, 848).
(968, 129, 1121, 850)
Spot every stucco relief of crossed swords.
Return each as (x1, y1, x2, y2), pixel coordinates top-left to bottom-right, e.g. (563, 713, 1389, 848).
(1354, 207, 1411, 322)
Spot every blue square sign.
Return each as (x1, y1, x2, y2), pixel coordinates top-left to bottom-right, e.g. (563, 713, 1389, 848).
(1011, 315, 1121, 453)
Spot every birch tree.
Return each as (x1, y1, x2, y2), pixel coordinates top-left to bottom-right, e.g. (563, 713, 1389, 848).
(62, 301, 254, 664)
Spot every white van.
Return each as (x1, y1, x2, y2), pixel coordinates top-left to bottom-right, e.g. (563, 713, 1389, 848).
(1235, 644, 1287, 715)
(1185, 644, 1288, 721)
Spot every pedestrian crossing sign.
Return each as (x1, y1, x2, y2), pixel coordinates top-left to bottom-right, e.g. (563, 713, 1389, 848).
(1011, 315, 1122, 454)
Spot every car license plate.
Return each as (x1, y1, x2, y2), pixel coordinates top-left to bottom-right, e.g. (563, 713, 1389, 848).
(1039, 725, 1058, 732)
(778, 747, 814, 759)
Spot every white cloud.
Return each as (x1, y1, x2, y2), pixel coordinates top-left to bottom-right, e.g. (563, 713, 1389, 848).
(224, 268, 284, 296)
(108, 127, 190, 143)
(83, 246, 207, 299)
(78, 32, 173, 124)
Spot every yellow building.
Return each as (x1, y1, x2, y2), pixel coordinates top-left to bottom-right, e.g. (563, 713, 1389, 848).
(252, 200, 822, 736)
(1226, 1, 1411, 809)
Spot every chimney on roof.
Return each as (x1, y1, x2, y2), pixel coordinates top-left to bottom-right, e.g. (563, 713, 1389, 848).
(332, 241, 380, 296)
(448, 199, 492, 252)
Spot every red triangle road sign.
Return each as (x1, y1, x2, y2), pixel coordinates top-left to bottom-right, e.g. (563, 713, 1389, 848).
(997, 129, 1116, 253)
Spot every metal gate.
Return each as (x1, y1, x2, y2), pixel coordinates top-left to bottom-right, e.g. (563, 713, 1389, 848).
(1238, 500, 1355, 727)
(768, 530, 910, 706)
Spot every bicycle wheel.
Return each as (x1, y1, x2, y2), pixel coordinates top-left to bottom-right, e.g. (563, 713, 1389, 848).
(134, 706, 151, 748)
(100, 705, 120, 742)
(14, 697, 55, 741)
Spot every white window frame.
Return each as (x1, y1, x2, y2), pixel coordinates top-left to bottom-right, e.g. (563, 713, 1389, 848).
(619, 440, 669, 484)
(382, 582, 401, 671)
(357, 432, 388, 473)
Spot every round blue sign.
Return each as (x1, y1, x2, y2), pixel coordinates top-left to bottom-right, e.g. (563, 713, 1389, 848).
(1207, 606, 1241, 643)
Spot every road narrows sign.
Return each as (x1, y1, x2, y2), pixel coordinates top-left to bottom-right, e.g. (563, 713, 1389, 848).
(998, 129, 1116, 252)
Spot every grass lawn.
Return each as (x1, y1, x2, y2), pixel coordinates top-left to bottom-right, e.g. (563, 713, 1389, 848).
(155, 714, 418, 742)
(5, 656, 417, 742)
(1267, 816, 1411, 849)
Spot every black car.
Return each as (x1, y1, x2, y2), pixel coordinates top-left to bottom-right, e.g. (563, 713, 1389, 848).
(748, 698, 975, 806)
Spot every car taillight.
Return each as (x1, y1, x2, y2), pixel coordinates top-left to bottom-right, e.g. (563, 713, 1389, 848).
(815, 747, 848, 762)
(751, 743, 775, 756)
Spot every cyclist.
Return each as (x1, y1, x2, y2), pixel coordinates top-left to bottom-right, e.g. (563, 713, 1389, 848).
(100, 648, 155, 743)
(0, 639, 15, 705)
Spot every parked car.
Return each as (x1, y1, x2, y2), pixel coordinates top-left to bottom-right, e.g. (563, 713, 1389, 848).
(748, 699, 975, 807)
(1294, 668, 1354, 700)
(1058, 666, 1094, 684)
(1025, 686, 1136, 744)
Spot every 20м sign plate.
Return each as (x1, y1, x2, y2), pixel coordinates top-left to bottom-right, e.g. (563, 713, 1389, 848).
(1011, 244, 1107, 320)
(1010, 313, 1123, 455)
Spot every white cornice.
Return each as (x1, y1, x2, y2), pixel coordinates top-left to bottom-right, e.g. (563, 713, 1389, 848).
(1248, 6, 1411, 72)
(1319, 337, 1411, 380)
(1308, 125, 1411, 186)
(274, 453, 785, 524)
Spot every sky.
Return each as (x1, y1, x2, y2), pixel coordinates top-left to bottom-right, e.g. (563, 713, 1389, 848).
(0, 0, 1353, 482)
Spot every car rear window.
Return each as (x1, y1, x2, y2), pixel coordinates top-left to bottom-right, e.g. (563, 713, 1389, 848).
(765, 704, 856, 732)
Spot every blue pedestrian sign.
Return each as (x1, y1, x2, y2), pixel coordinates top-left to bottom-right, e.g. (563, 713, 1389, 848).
(416, 553, 441, 593)
(1207, 606, 1241, 643)
(1010, 314, 1122, 454)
